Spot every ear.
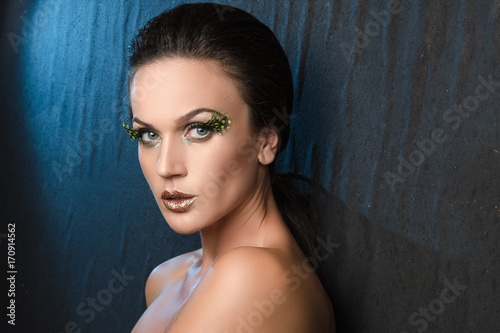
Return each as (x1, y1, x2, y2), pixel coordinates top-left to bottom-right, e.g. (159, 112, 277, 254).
(257, 128, 279, 165)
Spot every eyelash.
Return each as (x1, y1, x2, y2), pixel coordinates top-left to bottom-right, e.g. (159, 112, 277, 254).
(122, 113, 231, 147)
(185, 123, 213, 140)
(135, 128, 161, 147)
(202, 113, 231, 135)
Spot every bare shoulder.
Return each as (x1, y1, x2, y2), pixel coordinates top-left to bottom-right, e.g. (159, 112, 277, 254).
(166, 246, 335, 332)
(145, 249, 202, 306)
(212, 246, 289, 279)
(213, 246, 335, 331)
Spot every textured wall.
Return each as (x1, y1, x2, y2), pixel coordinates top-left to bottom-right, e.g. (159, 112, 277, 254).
(2, 0, 499, 332)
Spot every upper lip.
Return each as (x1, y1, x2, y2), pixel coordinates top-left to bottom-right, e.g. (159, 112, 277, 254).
(161, 190, 195, 200)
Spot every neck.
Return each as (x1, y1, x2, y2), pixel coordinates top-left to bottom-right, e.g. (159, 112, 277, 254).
(197, 170, 290, 274)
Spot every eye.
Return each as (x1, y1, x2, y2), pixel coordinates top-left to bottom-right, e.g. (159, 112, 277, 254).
(137, 129, 161, 148)
(193, 126, 209, 138)
(185, 124, 212, 140)
(142, 131, 159, 141)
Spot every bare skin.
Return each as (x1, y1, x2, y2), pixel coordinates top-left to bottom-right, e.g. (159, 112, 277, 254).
(129, 58, 335, 332)
(132, 196, 336, 332)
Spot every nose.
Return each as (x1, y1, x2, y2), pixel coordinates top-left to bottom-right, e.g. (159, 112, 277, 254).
(156, 137, 187, 178)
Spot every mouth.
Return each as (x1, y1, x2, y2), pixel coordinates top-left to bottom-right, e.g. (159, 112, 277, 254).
(161, 190, 197, 212)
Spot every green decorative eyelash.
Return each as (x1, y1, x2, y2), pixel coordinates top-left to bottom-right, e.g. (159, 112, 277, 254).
(122, 121, 140, 141)
(121, 112, 231, 141)
(204, 112, 231, 135)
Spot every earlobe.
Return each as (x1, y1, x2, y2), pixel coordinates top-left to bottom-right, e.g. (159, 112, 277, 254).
(257, 129, 279, 165)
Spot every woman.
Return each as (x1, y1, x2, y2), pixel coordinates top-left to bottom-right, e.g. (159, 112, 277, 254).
(123, 3, 335, 332)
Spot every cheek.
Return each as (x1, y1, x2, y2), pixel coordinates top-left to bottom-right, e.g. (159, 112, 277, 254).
(195, 139, 258, 199)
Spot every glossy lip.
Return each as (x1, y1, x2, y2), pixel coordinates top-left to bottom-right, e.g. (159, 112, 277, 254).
(161, 190, 197, 213)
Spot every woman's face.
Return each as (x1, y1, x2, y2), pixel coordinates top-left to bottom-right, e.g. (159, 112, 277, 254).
(129, 58, 264, 234)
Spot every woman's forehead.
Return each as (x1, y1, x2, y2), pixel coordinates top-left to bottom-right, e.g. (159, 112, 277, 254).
(130, 58, 250, 124)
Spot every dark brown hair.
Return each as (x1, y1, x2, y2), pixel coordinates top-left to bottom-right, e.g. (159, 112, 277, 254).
(128, 3, 320, 257)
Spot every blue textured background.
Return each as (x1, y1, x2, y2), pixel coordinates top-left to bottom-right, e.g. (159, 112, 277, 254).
(2, 0, 499, 332)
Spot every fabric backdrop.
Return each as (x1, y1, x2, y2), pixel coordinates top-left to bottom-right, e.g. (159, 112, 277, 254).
(2, 0, 499, 332)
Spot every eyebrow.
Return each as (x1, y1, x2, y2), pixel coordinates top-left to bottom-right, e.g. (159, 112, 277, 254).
(132, 108, 223, 128)
(175, 108, 223, 124)
(131, 117, 154, 128)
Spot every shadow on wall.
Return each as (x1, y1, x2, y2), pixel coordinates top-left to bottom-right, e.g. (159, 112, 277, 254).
(297, 155, 490, 332)
(317, 146, 500, 333)
(318, 192, 473, 333)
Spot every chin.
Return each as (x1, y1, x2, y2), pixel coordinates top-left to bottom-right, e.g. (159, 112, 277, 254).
(161, 211, 206, 235)
(168, 224, 200, 235)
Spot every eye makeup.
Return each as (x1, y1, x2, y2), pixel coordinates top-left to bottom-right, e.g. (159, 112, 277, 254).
(182, 112, 232, 145)
(122, 121, 162, 148)
(122, 122, 140, 141)
(202, 112, 231, 135)
(122, 111, 232, 146)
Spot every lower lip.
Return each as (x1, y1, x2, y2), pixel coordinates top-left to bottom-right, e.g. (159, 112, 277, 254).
(162, 197, 197, 212)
